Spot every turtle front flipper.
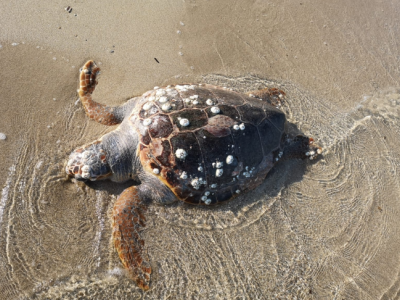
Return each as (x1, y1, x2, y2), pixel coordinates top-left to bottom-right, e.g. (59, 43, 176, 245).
(112, 185, 151, 290)
(78, 60, 134, 126)
(247, 87, 286, 107)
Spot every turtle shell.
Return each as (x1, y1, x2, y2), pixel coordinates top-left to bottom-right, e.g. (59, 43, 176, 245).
(129, 84, 286, 205)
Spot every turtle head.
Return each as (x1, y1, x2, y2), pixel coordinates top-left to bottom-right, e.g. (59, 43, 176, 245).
(66, 141, 112, 181)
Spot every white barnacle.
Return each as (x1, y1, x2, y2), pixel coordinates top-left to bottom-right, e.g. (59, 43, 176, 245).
(215, 161, 223, 169)
(309, 150, 315, 156)
(156, 89, 166, 97)
(210, 184, 217, 188)
(192, 100, 199, 105)
(236, 189, 240, 194)
(168, 88, 178, 94)
(226, 155, 234, 164)
(153, 168, 160, 174)
(143, 118, 152, 126)
(148, 96, 156, 101)
(211, 106, 220, 114)
(189, 95, 199, 99)
(317, 148, 322, 154)
(176, 85, 188, 92)
(175, 148, 187, 159)
(198, 166, 203, 172)
(233, 124, 240, 130)
(184, 98, 191, 103)
(206, 99, 213, 106)
(191, 178, 201, 189)
(158, 96, 168, 103)
(239, 123, 246, 130)
(243, 172, 250, 177)
(201, 196, 207, 201)
(162, 102, 172, 111)
(215, 169, 223, 177)
(153, 86, 159, 90)
(204, 191, 210, 196)
(179, 118, 190, 127)
(143, 102, 152, 111)
(180, 171, 188, 179)
(81, 165, 90, 179)
(204, 199, 211, 205)
(305, 152, 310, 156)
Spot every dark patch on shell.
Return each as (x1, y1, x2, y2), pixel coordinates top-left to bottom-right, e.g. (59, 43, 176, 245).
(236, 104, 266, 125)
(231, 123, 264, 172)
(164, 170, 180, 187)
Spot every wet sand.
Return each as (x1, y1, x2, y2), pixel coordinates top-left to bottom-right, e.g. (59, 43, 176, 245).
(1, 0, 400, 299)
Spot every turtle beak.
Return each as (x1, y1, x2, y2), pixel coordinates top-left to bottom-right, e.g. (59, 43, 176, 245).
(66, 142, 112, 181)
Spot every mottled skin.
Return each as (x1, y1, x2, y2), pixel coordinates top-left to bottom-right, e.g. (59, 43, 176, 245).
(66, 60, 321, 290)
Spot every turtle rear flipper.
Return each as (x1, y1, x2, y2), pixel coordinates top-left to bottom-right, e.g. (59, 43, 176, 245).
(247, 87, 286, 107)
(112, 186, 151, 290)
(281, 135, 322, 161)
(78, 60, 135, 126)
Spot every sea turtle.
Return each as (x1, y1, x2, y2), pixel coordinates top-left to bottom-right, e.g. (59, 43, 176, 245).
(66, 60, 321, 290)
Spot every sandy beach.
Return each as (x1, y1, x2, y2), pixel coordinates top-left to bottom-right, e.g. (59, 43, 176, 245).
(1, 0, 400, 299)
